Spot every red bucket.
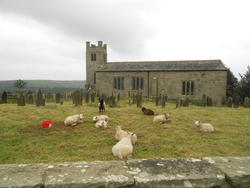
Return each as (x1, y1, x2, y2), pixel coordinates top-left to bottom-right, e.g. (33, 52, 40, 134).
(41, 120, 54, 129)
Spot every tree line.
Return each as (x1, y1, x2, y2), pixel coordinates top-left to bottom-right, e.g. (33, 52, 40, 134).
(227, 66, 250, 100)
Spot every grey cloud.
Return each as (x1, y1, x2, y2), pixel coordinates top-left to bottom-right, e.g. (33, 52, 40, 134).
(0, 0, 154, 55)
(1, 0, 249, 80)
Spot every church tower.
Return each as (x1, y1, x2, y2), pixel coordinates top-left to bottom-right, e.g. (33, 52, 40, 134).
(86, 41, 107, 88)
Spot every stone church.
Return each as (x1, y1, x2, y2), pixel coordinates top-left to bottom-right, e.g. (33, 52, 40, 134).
(86, 41, 227, 103)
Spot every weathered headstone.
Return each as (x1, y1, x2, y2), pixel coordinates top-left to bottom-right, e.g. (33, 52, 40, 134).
(221, 96, 226, 106)
(207, 97, 213, 106)
(17, 94, 25, 106)
(183, 98, 189, 107)
(202, 94, 207, 106)
(91, 92, 95, 103)
(55, 93, 61, 104)
(132, 94, 136, 104)
(73, 90, 82, 106)
(96, 90, 100, 98)
(136, 92, 142, 108)
(109, 94, 117, 107)
(117, 93, 120, 102)
(35, 89, 44, 107)
(227, 97, 233, 108)
(155, 96, 159, 106)
(244, 97, 250, 108)
(176, 97, 181, 108)
(41, 98, 45, 106)
(1, 91, 7, 103)
(161, 96, 165, 108)
(233, 95, 241, 108)
(85, 92, 90, 103)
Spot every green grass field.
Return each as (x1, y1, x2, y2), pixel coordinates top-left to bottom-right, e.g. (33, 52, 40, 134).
(0, 99, 250, 164)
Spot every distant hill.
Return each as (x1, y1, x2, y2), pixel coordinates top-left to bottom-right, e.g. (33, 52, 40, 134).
(0, 80, 86, 93)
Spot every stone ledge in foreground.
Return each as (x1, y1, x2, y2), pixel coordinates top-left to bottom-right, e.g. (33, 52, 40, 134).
(203, 157, 250, 188)
(127, 158, 226, 187)
(0, 157, 249, 188)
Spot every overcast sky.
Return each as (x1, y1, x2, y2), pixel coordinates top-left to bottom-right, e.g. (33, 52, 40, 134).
(0, 0, 249, 80)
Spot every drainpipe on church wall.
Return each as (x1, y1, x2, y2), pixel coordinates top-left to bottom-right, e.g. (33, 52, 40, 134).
(153, 76, 159, 97)
(147, 71, 150, 98)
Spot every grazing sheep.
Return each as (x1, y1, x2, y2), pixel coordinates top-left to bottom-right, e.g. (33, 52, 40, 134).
(115, 126, 137, 145)
(64, 114, 84, 127)
(112, 133, 133, 160)
(141, 107, 154, 115)
(194, 121, 215, 133)
(92, 115, 109, 122)
(153, 113, 170, 124)
(95, 120, 108, 129)
(98, 99, 106, 112)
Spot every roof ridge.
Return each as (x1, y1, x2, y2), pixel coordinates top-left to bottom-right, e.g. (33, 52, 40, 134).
(107, 59, 222, 64)
(96, 59, 227, 72)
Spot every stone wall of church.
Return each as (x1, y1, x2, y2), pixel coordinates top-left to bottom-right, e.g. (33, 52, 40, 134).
(95, 70, 227, 104)
(96, 71, 149, 96)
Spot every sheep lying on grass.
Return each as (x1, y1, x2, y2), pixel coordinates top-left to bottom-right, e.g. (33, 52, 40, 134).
(64, 114, 84, 127)
(153, 113, 171, 124)
(194, 121, 215, 133)
(141, 107, 154, 115)
(115, 126, 137, 145)
(92, 115, 109, 122)
(112, 132, 133, 160)
(95, 120, 108, 129)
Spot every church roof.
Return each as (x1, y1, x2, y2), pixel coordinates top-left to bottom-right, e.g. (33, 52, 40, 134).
(96, 59, 227, 72)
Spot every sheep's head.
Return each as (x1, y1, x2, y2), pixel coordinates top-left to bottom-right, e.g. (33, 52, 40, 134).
(127, 131, 134, 136)
(126, 132, 135, 139)
(164, 113, 170, 119)
(79, 114, 84, 120)
(98, 120, 105, 126)
(141, 107, 146, 111)
(116, 126, 122, 131)
(194, 121, 201, 127)
(92, 116, 97, 121)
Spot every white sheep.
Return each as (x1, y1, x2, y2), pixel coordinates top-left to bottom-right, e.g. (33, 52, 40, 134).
(115, 126, 137, 145)
(112, 133, 133, 160)
(92, 115, 109, 122)
(95, 120, 108, 129)
(64, 114, 84, 127)
(115, 126, 128, 141)
(153, 113, 170, 124)
(194, 121, 215, 133)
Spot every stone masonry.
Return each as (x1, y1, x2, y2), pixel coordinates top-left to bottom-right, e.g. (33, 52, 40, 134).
(95, 70, 227, 103)
(1, 157, 250, 187)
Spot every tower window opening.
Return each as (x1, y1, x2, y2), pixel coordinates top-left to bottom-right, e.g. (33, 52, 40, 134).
(91, 53, 96, 61)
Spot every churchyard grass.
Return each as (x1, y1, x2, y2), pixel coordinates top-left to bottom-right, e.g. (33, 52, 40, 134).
(0, 99, 250, 164)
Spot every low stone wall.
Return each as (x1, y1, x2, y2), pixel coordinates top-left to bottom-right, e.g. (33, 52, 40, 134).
(0, 157, 249, 188)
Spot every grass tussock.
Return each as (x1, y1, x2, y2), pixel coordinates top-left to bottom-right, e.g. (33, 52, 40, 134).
(0, 99, 250, 164)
